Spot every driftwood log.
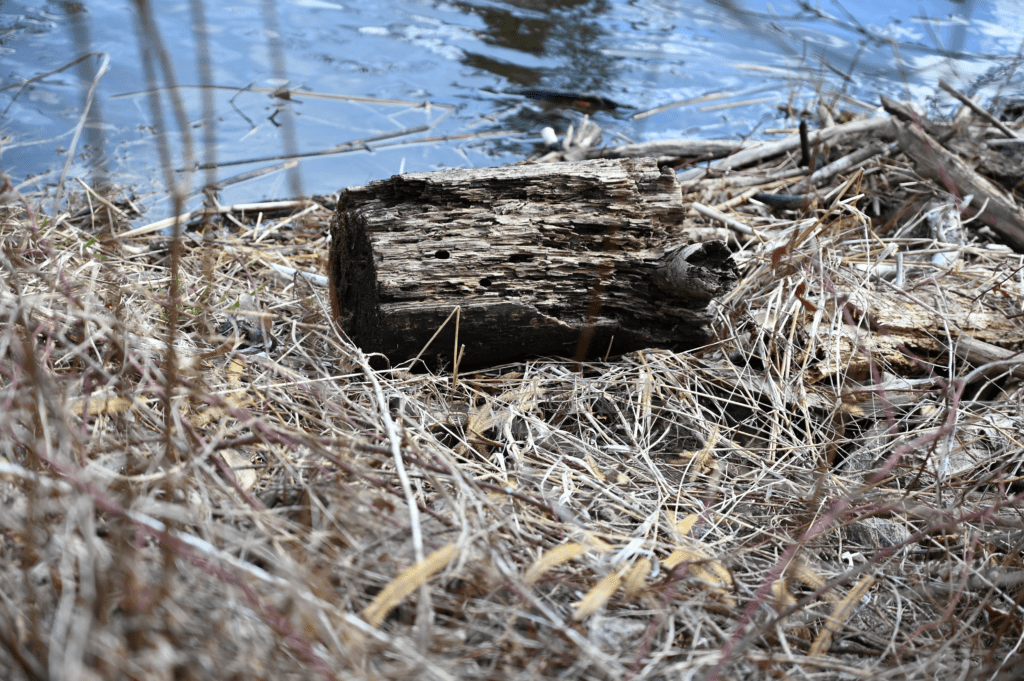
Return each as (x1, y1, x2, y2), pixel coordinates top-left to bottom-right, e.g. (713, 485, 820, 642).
(328, 158, 737, 369)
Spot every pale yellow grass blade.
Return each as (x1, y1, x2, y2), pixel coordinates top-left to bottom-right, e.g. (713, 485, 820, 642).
(524, 543, 588, 585)
(623, 557, 651, 597)
(69, 394, 136, 416)
(809, 574, 876, 656)
(792, 561, 840, 604)
(363, 543, 459, 628)
(664, 546, 736, 607)
(573, 570, 622, 620)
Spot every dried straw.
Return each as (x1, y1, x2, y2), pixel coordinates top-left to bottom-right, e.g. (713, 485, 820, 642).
(2, 90, 1024, 681)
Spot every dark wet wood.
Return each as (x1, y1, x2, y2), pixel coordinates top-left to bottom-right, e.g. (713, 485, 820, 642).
(328, 158, 737, 369)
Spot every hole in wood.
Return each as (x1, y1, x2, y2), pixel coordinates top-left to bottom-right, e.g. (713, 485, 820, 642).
(571, 222, 609, 236)
(328, 158, 739, 371)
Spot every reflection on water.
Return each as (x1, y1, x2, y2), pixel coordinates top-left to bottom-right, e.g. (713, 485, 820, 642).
(0, 0, 1020, 218)
(460, 0, 616, 92)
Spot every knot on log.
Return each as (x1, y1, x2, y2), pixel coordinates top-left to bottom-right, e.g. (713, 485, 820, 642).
(653, 241, 738, 303)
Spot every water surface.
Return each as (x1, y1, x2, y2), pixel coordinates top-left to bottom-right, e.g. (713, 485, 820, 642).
(1, 0, 1020, 218)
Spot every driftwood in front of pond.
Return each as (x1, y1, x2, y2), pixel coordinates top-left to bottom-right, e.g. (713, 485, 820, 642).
(328, 158, 737, 369)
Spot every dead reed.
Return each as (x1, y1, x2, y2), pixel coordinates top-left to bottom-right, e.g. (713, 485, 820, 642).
(2, 86, 1024, 681)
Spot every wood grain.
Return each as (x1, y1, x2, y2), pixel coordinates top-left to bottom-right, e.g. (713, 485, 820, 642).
(328, 158, 737, 369)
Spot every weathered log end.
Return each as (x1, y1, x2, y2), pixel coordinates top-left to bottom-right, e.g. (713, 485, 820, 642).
(328, 158, 737, 369)
(652, 241, 737, 304)
(327, 208, 381, 350)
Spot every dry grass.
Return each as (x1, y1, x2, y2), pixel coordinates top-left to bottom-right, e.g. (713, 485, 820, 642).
(2, 100, 1024, 681)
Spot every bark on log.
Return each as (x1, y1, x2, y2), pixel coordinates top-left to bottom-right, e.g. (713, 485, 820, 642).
(328, 158, 737, 369)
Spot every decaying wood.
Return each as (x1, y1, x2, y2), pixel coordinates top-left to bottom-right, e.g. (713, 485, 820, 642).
(676, 116, 894, 181)
(587, 139, 756, 162)
(789, 140, 897, 193)
(806, 280, 1024, 383)
(536, 125, 755, 166)
(880, 95, 960, 142)
(329, 158, 738, 368)
(882, 94, 1024, 195)
(892, 120, 1024, 251)
(952, 333, 1024, 380)
(938, 80, 1020, 140)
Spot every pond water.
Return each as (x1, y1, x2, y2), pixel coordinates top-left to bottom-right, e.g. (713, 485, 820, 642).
(1, 0, 1021, 220)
